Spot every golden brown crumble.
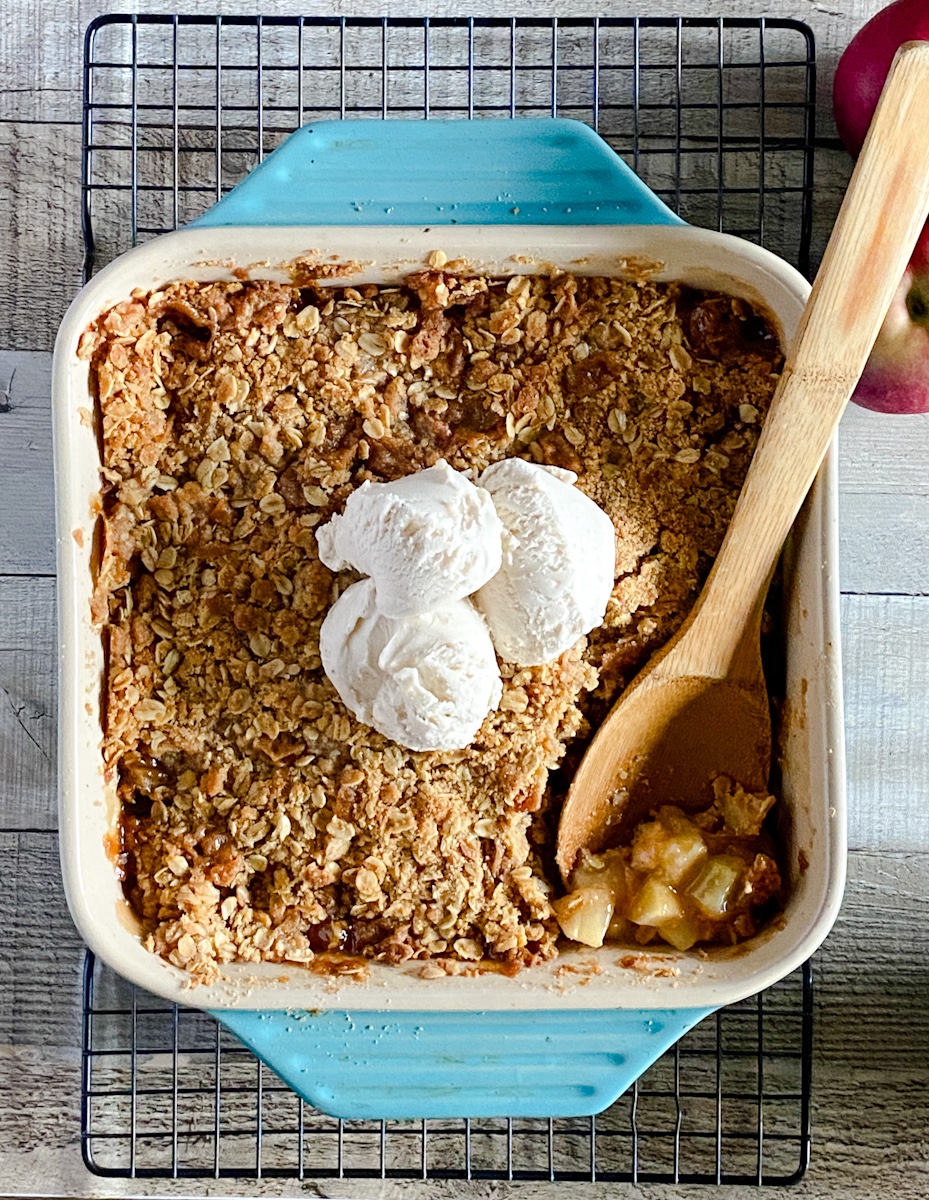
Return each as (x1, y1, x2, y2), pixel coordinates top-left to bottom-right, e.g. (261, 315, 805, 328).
(81, 269, 782, 982)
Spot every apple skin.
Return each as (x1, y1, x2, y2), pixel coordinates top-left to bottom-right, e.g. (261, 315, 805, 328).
(833, 2, 929, 414)
(833, 0, 929, 158)
(852, 272, 929, 413)
(854, 248, 929, 414)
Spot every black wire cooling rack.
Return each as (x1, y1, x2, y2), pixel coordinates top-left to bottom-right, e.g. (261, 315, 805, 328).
(80, 13, 818, 1188)
(82, 954, 812, 1185)
(81, 14, 816, 277)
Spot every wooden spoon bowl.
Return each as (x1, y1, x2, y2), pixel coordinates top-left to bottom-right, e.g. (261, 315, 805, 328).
(556, 672, 770, 875)
(557, 40, 929, 881)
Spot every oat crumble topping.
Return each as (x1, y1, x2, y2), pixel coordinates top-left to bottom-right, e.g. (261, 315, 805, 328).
(81, 269, 782, 982)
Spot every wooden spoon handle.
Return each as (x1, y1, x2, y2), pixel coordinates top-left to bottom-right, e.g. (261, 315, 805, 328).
(680, 40, 929, 679)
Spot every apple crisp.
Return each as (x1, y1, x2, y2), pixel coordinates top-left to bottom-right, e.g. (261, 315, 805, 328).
(81, 267, 783, 983)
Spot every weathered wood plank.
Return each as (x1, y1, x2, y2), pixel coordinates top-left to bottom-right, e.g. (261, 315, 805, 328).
(0, 0, 80, 124)
(0, 122, 82, 352)
(840, 493, 929, 597)
(838, 405, 929, 597)
(840, 402, 929, 496)
(0, 576, 55, 830)
(842, 596, 929, 851)
(0, 834, 83, 1049)
(0, 351, 55, 575)
(0, 3, 864, 349)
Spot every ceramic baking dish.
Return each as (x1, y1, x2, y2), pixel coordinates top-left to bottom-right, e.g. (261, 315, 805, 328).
(54, 119, 846, 1119)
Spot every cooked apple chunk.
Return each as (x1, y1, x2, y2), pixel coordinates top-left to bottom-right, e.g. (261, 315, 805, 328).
(688, 855, 745, 918)
(551, 887, 615, 948)
(556, 778, 782, 953)
(629, 877, 684, 927)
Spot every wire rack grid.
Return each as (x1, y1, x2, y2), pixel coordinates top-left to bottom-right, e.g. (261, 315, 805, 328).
(79, 12, 818, 1188)
(82, 14, 816, 277)
(83, 954, 813, 1185)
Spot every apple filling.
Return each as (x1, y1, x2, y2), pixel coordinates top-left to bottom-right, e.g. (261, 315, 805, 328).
(552, 778, 782, 952)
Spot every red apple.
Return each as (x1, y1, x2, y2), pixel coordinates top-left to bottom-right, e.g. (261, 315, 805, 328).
(852, 244, 929, 413)
(833, 0, 929, 158)
(833, 0, 929, 413)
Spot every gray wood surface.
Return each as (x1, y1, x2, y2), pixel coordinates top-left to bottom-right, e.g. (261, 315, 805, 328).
(4, 0, 929, 1196)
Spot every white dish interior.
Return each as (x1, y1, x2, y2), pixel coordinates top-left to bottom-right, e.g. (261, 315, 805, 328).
(54, 224, 846, 1011)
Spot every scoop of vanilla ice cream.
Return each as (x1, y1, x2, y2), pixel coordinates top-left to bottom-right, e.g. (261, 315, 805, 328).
(319, 578, 502, 752)
(315, 460, 503, 617)
(475, 458, 616, 666)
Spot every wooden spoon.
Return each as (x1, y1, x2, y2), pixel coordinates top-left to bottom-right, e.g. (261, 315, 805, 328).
(556, 41, 929, 879)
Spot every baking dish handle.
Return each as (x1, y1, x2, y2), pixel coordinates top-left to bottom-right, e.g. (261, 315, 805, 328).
(191, 117, 682, 228)
(213, 1005, 711, 1120)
